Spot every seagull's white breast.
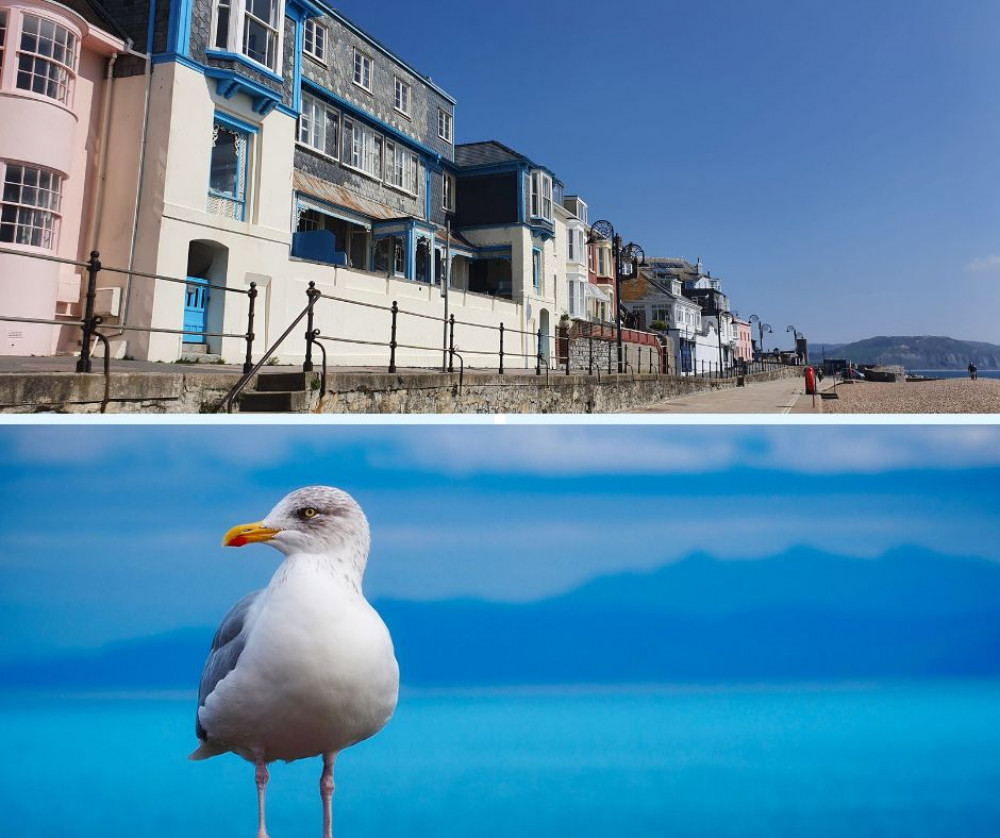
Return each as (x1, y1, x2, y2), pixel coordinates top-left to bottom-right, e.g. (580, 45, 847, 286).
(200, 554, 399, 763)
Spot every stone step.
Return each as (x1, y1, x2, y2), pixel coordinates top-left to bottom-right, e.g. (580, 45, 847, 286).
(239, 390, 309, 413)
(181, 343, 208, 354)
(255, 371, 311, 392)
(179, 352, 223, 364)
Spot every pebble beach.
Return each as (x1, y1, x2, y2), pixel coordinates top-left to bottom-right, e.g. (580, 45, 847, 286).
(823, 377, 1000, 414)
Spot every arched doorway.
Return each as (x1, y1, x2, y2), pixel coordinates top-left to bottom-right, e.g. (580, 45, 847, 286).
(185, 241, 229, 354)
(539, 309, 551, 363)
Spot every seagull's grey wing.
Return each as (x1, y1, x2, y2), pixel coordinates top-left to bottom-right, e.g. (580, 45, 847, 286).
(196, 589, 263, 740)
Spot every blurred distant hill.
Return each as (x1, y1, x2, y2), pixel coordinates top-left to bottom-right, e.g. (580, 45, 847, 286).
(813, 336, 1000, 369)
(4, 547, 1000, 689)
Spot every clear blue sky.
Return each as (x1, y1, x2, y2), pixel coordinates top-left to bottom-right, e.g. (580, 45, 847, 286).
(340, 0, 1000, 345)
(2, 423, 999, 661)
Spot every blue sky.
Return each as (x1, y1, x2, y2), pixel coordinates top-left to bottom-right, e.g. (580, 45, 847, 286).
(337, 0, 1000, 345)
(2, 423, 999, 661)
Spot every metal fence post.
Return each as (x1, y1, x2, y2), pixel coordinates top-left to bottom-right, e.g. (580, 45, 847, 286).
(447, 314, 455, 373)
(498, 323, 505, 375)
(389, 300, 398, 373)
(303, 281, 317, 372)
(76, 250, 100, 373)
(607, 341, 612, 374)
(588, 337, 593, 375)
(243, 281, 257, 375)
(536, 327, 542, 376)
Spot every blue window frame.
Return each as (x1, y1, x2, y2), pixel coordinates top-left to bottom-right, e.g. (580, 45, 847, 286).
(532, 248, 541, 291)
(208, 114, 255, 221)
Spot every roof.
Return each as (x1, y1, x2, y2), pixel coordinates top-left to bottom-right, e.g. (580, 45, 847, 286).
(54, 0, 131, 42)
(315, 2, 456, 105)
(454, 141, 523, 168)
(294, 170, 401, 222)
(455, 140, 562, 183)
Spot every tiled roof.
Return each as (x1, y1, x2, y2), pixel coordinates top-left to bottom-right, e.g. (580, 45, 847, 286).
(60, 0, 130, 40)
(454, 141, 523, 168)
(294, 171, 402, 221)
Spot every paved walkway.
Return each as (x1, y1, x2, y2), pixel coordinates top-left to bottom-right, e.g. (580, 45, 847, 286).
(632, 375, 825, 414)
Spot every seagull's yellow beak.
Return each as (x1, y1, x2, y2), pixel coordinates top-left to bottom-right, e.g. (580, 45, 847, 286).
(223, 521, 281, 548)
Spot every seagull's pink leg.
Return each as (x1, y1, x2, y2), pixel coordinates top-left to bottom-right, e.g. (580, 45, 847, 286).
(255, 759, 270, 838)
(320, 753, 336, 838)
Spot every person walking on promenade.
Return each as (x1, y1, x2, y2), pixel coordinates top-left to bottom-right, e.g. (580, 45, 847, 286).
(968, 362, 978, 380)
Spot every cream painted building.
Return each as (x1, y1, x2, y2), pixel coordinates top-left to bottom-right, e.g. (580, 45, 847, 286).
(0, 0, 570, 367)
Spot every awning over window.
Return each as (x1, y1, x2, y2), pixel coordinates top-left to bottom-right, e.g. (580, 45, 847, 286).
(584, 284, 612, 303)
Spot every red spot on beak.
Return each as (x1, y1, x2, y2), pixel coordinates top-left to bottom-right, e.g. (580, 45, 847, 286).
(228, 535, 248, 547)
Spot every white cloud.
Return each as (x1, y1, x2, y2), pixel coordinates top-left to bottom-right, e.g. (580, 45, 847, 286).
(967, 254, 1000, 273)
(378, 426, 1000, 478)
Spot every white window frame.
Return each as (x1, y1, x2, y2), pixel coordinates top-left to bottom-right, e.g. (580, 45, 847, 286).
(437, 108, 453, 143)
(0, 11, 7, 69)
(385, 141, 418, 196)
(303, 18, 325, 63)
(298, 94, 339, 160)
(342, 117, 382, 180)
(352, 48, 372, 92)
(0, 161, 63, 250)
(567, 229, 575, 261)
(212, 0, 284, 73)
(297, 93, 324, 151)
(442, 172, 455, 211)
(394, 76, 411, 117)
(15, 13, 78, 106)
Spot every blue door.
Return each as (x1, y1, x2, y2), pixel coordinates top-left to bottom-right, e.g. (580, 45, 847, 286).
(184, 277, 209, 342)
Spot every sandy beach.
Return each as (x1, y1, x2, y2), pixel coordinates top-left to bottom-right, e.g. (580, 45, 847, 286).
(823, 377, 1000, 414)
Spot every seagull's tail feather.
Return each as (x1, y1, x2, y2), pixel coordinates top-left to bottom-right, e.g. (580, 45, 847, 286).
(188, 740, 228, 761)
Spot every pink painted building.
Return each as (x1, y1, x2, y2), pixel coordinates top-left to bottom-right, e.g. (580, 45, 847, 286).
(734, 316, 753, 362)
(0, 0, 125, 355)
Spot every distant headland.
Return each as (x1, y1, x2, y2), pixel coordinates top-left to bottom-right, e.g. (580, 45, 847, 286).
(812, 336, 1000, 369)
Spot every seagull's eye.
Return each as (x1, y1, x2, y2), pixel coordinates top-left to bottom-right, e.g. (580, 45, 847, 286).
(300, 507, 319, 520)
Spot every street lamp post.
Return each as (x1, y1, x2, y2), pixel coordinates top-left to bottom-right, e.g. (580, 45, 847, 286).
(588, 221, 643, 373)
(787, 325, 804, 363)
(748, 315, 771, 368)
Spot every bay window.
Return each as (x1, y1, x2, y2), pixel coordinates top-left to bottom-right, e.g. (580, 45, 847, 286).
(0, 162, 63, 250)
(16, 14, 78, 105)
(529, 171, 553, 221)
(212, 0, 282, 72)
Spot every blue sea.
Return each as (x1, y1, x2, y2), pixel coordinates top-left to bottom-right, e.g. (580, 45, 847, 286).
(908, 369, 1000, 380)
(4, 684, 1000, 838)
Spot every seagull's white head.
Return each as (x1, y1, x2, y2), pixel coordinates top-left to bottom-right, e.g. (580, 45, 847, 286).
(222, 486, 371, 575)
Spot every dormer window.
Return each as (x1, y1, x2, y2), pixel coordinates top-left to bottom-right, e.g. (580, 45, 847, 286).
(213, 0, 282, 72)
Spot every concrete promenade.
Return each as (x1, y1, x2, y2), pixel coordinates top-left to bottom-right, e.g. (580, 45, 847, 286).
(0, 354, 806, 414)
(632, 374, 821, 414)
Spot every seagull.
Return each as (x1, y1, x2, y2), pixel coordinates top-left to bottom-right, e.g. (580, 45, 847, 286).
(190, 486, 399, 838)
